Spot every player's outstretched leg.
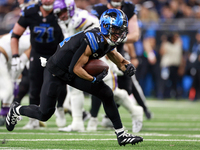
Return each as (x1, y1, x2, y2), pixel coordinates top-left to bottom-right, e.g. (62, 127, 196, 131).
(6, 101, 21, 131)
(115, 130, 143, 146)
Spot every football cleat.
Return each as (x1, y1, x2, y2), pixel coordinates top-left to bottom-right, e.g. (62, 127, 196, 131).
(115, 130, 143, 146)
(6, 101, 21, 131)
(132, 120, 143, 133)
(55, 107, 66, 127)
(87, 117, 98, 131)
(101, 116, 113, 127)
(59, 124, 85, 132)
(23, 118, 40, 129)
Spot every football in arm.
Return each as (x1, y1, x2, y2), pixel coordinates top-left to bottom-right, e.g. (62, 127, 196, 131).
(83, 59, 109, 76)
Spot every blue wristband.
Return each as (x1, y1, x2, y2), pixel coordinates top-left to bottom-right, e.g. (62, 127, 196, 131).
(91, 77, 96, 83)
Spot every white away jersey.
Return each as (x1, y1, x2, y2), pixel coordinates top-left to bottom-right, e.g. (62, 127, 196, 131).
(59, 8, 99, 38)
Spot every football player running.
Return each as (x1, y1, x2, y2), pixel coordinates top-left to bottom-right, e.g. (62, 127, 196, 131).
(6, 9, 143, 146)
(53, 0, 99, 129)
(89, 0, 152, 126)
(86, 55, 144, 133)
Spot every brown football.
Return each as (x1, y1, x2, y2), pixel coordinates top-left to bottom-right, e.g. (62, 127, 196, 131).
(83, 59, 109, 76)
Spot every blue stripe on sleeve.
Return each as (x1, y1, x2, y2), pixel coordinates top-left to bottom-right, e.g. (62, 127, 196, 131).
(86, 32, 99, 53)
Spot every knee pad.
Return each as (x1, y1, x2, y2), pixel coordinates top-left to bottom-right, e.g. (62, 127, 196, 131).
(94, 83, 113, 101)
(40, 107, 55, 121)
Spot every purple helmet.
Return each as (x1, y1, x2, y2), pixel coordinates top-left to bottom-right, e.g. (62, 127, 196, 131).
(53, 0, 76, 18)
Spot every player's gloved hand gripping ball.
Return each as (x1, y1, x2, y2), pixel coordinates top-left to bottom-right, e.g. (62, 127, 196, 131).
(83, 59, 109, 83)
(92, 69, 108, 83)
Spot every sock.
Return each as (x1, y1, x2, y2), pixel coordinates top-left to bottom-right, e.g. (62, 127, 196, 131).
(72, 116, 82, 122)
(115, 127, 124, 134)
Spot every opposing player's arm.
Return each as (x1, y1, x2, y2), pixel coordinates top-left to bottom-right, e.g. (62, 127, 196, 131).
(73, 45, 94, 81)
(24, 45, 31, 58)
(124, 43, 139, 68)
(11, 23, 26, 55)
(0, 33, 8, 38)
(107, 48, 130, 72)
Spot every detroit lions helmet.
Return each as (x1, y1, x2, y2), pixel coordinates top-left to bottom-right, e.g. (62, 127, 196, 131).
(100, 9, 128, 46)
(53, 0, 76, 23)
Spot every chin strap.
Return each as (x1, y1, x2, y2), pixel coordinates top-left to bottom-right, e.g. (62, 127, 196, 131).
(102, 34, 115, 46)
(105, 38, 115, 46)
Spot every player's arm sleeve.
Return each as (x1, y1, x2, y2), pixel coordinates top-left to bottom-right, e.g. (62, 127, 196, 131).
(84, 32, 99, 54)
(17, 14, 29, 28)
(69, 39, 88, 74)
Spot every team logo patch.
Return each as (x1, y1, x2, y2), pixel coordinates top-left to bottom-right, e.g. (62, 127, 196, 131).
(42, 18, 46, 22)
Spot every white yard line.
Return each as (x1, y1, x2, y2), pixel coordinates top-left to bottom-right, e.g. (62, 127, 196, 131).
(1, 126, 200, 131)
(0, 139, 199, 142)
(1, 132, 200, 138)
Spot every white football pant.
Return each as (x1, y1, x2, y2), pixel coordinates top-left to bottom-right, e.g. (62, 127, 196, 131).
(0, 54, 13, 107)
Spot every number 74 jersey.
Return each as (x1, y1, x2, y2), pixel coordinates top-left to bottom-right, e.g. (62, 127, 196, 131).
(18, 3, 64, 55)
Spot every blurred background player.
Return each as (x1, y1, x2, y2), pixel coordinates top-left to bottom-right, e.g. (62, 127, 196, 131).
(10, 0, 66, 129)
(85, 56, 144, 133)
(0, 29, 30, 126)
(0, 0, 39, 127)
(159, 32, 183, 99)
(187, 30, 200, 100)
(53, 0, 99, 131)
(89, 0, 152, 126)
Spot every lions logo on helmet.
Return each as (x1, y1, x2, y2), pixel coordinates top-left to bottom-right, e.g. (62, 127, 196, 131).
(99, 9, 128, 46)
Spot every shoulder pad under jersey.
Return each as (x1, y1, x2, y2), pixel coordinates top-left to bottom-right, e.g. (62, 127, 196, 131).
(85, 28, 104, 53)
(20, 3, 38, 17)
(71, 9, 88, 30)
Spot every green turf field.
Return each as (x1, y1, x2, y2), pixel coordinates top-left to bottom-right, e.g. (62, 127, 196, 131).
(0, 96, 200, 150)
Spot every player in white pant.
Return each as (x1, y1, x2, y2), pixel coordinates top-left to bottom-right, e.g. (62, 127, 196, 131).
(53, 0, 99, 129)
(60, 55, 143, 132)
(0, 29, 30, 125)
(86, 56, 143, 133)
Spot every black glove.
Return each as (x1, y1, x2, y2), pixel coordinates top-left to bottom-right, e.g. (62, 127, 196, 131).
(124, 63, 136, 77)
(92, 69, 108, 83)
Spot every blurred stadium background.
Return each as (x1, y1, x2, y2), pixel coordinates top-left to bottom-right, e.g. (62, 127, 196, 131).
(1, 0, 200, 149)
(1, 0, 200, 100)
